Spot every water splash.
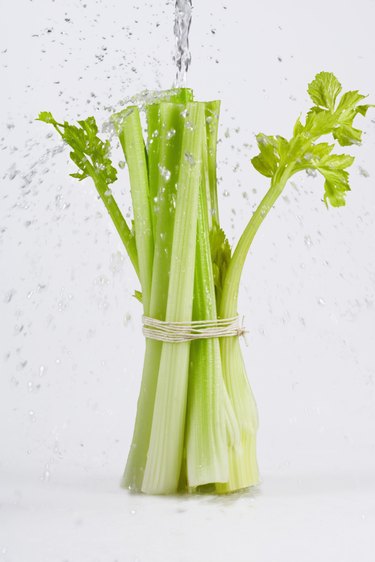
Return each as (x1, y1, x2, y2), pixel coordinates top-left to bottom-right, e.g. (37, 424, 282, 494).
(174, 0, 193, 87)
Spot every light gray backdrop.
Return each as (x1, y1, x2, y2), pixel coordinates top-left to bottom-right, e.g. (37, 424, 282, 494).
(1, 1, 374, 561)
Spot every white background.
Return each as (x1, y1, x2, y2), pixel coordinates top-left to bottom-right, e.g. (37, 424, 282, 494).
(1, 0, 375, 561)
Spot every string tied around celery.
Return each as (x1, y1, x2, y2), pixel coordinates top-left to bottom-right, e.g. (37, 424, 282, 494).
(142, 315, 248, 344)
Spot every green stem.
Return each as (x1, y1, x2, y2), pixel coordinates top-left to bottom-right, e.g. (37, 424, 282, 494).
(115, 107, 154, 313)
(93, 176, 139, 277)
(221, 170, 290, 318)
(216, 169, 290, 493)
(204, 101, 221, 227)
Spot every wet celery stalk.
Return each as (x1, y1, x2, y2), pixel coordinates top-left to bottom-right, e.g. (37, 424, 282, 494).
(122, 96, 191, 491)
(141, 102, 206, 493)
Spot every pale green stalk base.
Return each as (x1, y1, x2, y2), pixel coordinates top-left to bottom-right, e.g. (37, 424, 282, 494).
(216, 337, 259, 493)
(121, 339, 162, 491)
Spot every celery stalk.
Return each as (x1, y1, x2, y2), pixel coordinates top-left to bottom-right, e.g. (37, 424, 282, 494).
(216, 173, 289, 493)
(204, 101, 221, 226)
(185, 104, 237, 489)
(142, 102, 206, 494)
(122, 101, 187, 491)
(147, 88, 194, 228)
(114, 107, 154, 313)
(185, 177, 229, 488)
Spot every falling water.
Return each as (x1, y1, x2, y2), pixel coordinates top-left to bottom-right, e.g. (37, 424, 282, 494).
(174, 0, 193, 87)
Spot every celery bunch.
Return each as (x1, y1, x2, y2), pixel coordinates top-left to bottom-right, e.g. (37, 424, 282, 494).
(39, 73, 372, 494)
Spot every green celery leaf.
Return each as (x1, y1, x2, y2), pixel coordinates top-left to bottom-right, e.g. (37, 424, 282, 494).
(37, 112, 117, 185)
(332, 124, 363, 146)
(251, 134, 280, 177)
(210, 225, 231, 306)
(304, 107, 338, 136)
(319, 168, 350, 207)
(38, 110, 139, 276)
(319, 153, 355, 169)
(37, 111, 58, 124)
(335, 90, 367, 115)
(133, 290, 143, 303)
(307, 72, 342, 111)
(293, 117, 304, 136)
(251, 71, 372, 207)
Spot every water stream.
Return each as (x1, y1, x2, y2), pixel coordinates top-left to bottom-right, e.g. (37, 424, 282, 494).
(174, 0, 193, 87)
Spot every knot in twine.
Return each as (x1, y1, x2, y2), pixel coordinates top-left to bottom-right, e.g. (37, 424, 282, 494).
(142, 315, 248, 344)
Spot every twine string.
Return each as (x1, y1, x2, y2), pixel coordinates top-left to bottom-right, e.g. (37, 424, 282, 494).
(142, 315, 247, 343)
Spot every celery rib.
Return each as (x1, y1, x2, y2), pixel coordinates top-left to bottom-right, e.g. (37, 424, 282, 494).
(115, 107, 154, 313)
(122, 101, 187, 491)
(142, 102, 206, 494)
(186, 165, 229, 489)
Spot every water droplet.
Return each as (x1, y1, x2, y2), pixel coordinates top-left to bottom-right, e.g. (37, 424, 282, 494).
(8, 166, 19, 180)
(158, 164, 171, 181)
(317, 297, 326, 306)
(166, 128, 176, 139)
(130, 509, 136, 515)
(110, 252, 125, 273)
(29, 410, 36, 422)
(118, 160, 126, 169)
(223, 190, 229, 197)
(4, 289, 15, 303)
(184, 152, 195, 166)
(123, 312, 132, 326)
(39, 365, 46, 376)
(304, 235, 313, 248)
(14, 324, 24, 335)
(96, 275, 109, 286)
(306, 168, 317, 178)
(41, 465, 51, 482)
(358, 166, 369, 177)
(152, 129, 159, 138)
